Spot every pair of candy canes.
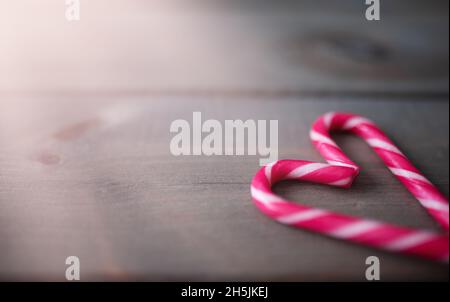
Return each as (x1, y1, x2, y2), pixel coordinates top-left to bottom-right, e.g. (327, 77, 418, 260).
(251, 112, 449, 263)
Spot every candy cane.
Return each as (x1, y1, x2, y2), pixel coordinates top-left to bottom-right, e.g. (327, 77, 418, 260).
(251, 112, 449, 262)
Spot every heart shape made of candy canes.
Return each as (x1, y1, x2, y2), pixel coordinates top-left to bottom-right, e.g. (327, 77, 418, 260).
(251, 112, 449, 263)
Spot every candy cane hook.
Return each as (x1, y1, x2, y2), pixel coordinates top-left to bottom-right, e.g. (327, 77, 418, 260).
(251, 112, 449, 262)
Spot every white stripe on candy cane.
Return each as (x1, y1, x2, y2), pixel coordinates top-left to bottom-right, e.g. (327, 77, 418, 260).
(418, 199, 449, 212)
(327, 160, 358, 170)
(310, 130, 338, 147)
(329, 221, 381, 239)
(277, 209, 328, 225)
(287, 163, 330, 179)
(389, 168, 432, 184)
(323, 112, 335, 130)
(264, 161, 277, 185)
(384, 232, 438, 251)
(251, 186, 284, 206)
(342, 117, 374, 130)
(367, 138, 404, 155)
(327, 177, 353, 187)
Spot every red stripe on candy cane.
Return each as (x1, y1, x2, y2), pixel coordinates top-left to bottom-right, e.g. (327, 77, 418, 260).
(251, 112, 449, 263)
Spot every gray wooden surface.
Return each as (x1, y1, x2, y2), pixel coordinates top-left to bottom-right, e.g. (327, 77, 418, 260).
(0, 0, 448, 281)
(0, 96, 448, 281)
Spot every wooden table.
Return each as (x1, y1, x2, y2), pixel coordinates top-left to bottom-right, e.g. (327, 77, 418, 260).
(0, 0, 448, 281)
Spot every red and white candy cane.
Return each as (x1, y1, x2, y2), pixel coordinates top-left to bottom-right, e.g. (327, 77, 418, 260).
(251, 112, 449, 262)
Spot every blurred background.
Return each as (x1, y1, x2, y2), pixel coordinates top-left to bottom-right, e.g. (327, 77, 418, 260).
(1, 0, 448, 94)
(0, 0, 448, 281)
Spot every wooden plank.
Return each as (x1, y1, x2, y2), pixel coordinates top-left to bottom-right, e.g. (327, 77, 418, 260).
(0, 0, 448, 94)
(0, 96, 447, 281)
